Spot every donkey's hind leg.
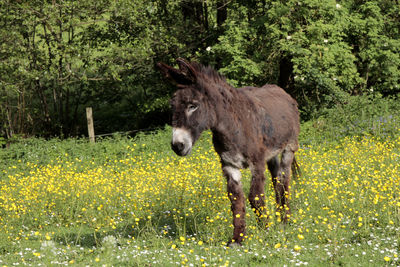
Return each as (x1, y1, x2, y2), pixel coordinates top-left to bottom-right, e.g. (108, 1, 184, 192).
(249, 161, 267, 223)
(275, 149, 295, 222)
(267, 155, 280, 196)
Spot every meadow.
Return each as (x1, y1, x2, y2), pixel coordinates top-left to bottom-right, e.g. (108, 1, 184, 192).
(1, 101, 400, 266)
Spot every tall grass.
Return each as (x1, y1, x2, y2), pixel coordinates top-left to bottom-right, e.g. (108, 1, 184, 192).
(300, 94, 400, 145)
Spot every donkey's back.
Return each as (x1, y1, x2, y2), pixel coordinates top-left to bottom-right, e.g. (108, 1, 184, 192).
(240, 84, 300, 153)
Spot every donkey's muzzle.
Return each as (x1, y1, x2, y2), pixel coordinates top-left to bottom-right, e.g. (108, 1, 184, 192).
(171, 127, 193, 156)
(171, 141, 189, 156)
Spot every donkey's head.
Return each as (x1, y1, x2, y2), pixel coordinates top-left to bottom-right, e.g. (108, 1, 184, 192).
(157, 58, 215, 156)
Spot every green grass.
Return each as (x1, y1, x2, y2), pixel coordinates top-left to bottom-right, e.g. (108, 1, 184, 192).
(1, 104, 400, 266)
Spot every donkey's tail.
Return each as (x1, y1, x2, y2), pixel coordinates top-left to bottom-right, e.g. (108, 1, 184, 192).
(291, 156, 301, 180)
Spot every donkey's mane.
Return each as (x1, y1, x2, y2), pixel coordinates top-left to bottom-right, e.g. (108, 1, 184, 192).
(190, 62, 228, 85)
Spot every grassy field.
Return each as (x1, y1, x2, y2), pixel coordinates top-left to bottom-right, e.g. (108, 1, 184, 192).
(1, 113, 400, 266)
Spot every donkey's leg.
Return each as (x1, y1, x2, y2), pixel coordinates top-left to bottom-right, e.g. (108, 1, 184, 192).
(267, 155, 280, 201)
(276, 149, 295, 222)
(223, 165, 246, 246)
(249, 162, 267, 222)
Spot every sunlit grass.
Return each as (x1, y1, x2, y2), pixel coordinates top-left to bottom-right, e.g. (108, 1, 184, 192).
(0, 129, 400, 265)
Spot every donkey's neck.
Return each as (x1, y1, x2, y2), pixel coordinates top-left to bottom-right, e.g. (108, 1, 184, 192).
(209, 86, 252, 152)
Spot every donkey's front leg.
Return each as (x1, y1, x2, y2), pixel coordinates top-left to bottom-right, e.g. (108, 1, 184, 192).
(223, 165, 246, 246)
(249, 163, 268, 224)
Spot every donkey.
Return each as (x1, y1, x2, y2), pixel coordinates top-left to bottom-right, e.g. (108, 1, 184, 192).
(157, 58, 300, 246)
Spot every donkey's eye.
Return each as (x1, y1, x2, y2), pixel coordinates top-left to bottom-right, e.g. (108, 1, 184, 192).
(187, 104, 198, 112)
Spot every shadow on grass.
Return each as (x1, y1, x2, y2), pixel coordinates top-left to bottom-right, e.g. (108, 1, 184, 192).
(51, 211, 208, 248)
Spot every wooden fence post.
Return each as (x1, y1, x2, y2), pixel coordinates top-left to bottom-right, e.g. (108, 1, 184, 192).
(86, 107, 95, 143)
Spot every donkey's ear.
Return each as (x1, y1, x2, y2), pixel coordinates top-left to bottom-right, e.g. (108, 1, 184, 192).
(176, 58, 197, 83)
(156, 61, 195, 85)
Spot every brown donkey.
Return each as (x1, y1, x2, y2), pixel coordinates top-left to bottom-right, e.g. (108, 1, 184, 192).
(157, 58, 300, 246)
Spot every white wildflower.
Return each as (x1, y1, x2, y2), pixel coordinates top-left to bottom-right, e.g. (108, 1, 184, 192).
(41, 240, 57, 255)
(102, 235, 118, 250)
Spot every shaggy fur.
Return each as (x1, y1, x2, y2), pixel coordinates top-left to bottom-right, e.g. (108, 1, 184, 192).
(157, 58, 300, 246)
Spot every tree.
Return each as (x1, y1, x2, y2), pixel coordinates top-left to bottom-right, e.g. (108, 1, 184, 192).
(0, 0, 399, 137)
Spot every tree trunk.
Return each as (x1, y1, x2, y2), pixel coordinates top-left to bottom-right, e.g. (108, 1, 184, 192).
(5, 101, 14, 138)
(278, 56, 294, 96)
(217, 0, 227, 28)
(215, 0, 228, 68)
(203, 0, 209, 30)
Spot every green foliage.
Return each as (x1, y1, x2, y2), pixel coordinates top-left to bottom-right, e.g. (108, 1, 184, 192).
(349, 1, 400, 94)
(260, 0, 399, 110)
(0, 0, 399, 137)
(206, 0, 399, 113)
(210, 7, 263, 87)
(0, 137, 5, 147)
